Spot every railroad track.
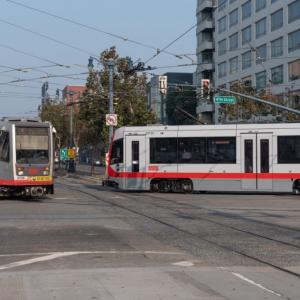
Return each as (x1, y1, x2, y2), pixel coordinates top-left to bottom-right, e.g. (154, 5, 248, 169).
(58, 180, 300, 280)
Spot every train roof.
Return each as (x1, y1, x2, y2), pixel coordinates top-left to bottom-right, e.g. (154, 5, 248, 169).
(0, 116, 41, 123)
(115, 122, 300, 134)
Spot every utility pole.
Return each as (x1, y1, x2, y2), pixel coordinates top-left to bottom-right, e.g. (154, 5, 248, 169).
(68, 91, 75, 148)
(107, 59, 115, 145)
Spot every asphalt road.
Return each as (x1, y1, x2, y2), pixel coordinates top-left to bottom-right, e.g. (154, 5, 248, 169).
(0, 174, 300, 299)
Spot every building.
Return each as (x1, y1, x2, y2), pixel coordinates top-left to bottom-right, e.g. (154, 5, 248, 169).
(196, 0, 300, 123)
(148, 72, 194, 123)
(63, 85, 86, 111)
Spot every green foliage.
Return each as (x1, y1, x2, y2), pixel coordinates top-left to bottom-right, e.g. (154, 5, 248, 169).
(78, 46, 156, 149)
(165, 87, 197, 125)
(39, 99, 68, 147)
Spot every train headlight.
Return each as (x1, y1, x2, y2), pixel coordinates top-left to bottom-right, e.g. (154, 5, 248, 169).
(17, 170, 24, 176)
(43, 170, 49, 176)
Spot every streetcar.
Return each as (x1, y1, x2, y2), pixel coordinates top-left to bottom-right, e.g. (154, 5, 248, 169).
(107, 123, 300, 194)
(0, 117, 55, 197)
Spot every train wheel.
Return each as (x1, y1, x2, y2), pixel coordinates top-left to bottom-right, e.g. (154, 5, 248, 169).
(181, 180, 193, 193)
(293, 180, 300, 195)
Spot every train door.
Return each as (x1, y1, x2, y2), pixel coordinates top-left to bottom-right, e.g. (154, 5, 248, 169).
(241, 133, 273, 191)
(125, 134, 146, 189)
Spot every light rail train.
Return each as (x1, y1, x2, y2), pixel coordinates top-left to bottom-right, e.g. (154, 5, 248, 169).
(108, 123, 300, 194)
(0, 117, 54, 197)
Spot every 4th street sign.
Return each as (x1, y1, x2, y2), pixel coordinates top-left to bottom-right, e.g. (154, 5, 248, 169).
(214, 96, 236, 104)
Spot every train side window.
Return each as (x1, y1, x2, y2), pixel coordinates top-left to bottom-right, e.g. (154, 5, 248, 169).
(206, 137, 236, 164)
(110, 139, 123, 164)
(150, 138, 177, 164)
(244, 139, 253, 173)
(178, 138, 206, 163)
(0, 130, 9, 162)
(278, 136, 300, 163)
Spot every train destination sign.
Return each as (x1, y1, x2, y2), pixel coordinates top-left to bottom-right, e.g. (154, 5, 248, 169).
(214, 96, 236, 104)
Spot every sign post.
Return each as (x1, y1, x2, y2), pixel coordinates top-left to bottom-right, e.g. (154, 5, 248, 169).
(214, 96, 236, 104)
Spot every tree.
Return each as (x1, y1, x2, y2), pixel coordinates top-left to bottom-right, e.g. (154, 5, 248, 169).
(39, 99, 69, 147)
(165, 87, 197, 125)
(79, 46, 156, 148)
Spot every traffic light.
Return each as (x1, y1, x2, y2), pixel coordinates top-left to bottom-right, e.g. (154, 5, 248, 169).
(201, 79, 210, 99)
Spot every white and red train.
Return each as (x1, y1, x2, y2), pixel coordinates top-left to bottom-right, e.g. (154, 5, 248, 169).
(107, 123, 300, 194)
(0, 117, 54, 197)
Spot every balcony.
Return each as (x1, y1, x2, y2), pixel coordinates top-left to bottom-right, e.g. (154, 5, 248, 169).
(196, 101, 214, 114)
(197, 19, 214, 33)
(197, 0, 215, 14)
(199, 62, 214, 71)
(197, 41, 214, 53)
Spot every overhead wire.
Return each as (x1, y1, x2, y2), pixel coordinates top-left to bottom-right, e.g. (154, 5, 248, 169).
(0, 18, 97, 57)
(0, 42, 65, 66)
(144, 24, 197, 64)
(4, 0, 186, 61)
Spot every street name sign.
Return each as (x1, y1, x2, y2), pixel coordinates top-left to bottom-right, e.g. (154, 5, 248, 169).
(214, 96, 236, 104)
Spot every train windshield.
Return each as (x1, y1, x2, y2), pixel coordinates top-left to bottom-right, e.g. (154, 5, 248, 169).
(15, 127, 49, 164)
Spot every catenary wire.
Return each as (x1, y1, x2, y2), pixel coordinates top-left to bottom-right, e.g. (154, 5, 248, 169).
(4, 0, 186, 61)
(0, 18, 97, 57)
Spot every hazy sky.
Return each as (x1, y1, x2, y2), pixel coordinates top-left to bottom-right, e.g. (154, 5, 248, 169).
(0, 0, 196, 117)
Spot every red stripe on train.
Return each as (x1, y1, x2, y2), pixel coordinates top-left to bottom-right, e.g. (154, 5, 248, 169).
(0, 179, 53, 186)
(108, 167, 299, 180)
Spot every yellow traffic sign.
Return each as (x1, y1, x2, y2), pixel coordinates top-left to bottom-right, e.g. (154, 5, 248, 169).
(67, 148, 76, 159)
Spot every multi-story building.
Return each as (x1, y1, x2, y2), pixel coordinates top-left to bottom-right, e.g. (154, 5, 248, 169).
(148, 72, 194, 123)
(196, 0, 300, 123)
(63, 85, 85, 111)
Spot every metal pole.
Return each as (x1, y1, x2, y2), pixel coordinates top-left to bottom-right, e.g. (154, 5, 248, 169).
(107, 59, 115, 145)
(70, 94, 74, 147)
(219, 89, 300, 116)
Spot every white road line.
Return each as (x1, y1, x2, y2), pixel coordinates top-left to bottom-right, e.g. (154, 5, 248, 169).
(173, 261, 195, 267)
(231, 272, 282, 297)
(0, 250, 182, 271)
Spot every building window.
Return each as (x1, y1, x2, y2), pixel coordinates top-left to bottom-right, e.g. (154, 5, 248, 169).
(229, 9, 238, 27)
(289, 59, 300, 81)
(218, 0, 227, 11)
(242, 1, 251, 20)
(229, 33, 238, 51)
(271, 9, 283, 31)
(288, 29, 300, 53)
(218, 16, 227, 34)
(271, 0, 278, 3)
(218, 61, 227, 78)
(242, 26, 251, 45)
(256, 44, 267, 64)
(242, 51, 252, 69)
(256, 0, 266, 12)
(289, 0, 300, 23)
(218, 39, 227, 56)
(271, 37, 283, 58)
(271, 65, 283, 84)
(256, 71, 267, 90)
(229, 56, 239, 74)
(256, 18, 266, 38)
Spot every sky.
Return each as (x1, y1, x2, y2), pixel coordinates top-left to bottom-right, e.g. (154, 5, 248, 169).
(0, 0, 196, 117)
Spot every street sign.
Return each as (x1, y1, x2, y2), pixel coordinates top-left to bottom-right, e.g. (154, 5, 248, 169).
(67, 148, 76, 159)
(60, 148, 68, 161)
(106, 114, 118, 126)
(214, 96, 236, 104)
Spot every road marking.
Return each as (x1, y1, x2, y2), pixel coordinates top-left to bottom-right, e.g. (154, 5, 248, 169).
(0, 250, 183, 271)
(231, 272, 282, 297)
(173, 261, 195, 267)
